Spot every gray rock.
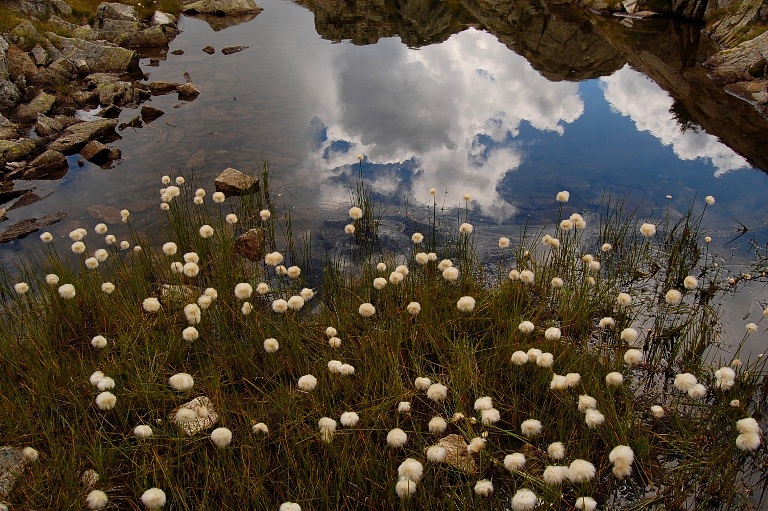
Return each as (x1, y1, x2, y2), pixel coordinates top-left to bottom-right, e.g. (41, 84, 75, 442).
(706, 30, 768, 82)
(40, 57, 77, 83)
(95, 2, 139, 23)
(7, 45, 42, 84)
(72, 89, 98, 106)
(15, 91, 56, 121)
(79, 140, 110, 163)
(23, 149, 68, 179)
(129, 26, 168, 48)
(182, 0, 263, 15)
(152, 11, 177, 26)
(0, 210, 66, 244)
(214, 167, 259, 196)
(623, 0, 639, 13)
(31, 45, 51, 66)
(4, 0, 72, 18)
(9, 21, 44, 52)
(141, 105, 164, 123)
(47, 16, 98, 41)
(46, 33, 139, 73)
(202, 45, 215, 54)
(222, 45, 248, 55)
(94, 19, 141, 44)
(96, 81, 131, 106)
(148, 81, 180, 95)
(0, 37, 22, 110)
(171, 396, 219, 436)
(0, 138, 36, 167)
(35, 113, 63, 137)
(0, 446, 28, 498)
(8, 190, 42, 210)
(234, 228, 265, 261)
(0, 115, 19, 140)
(49, 118, 118, 154)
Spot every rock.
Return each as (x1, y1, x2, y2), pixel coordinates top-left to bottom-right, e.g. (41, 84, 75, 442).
(202, 45, 215, 54)
(46, 33, 139, 73)
(0, 446, 29, 497)
(129, 26, 168, 48)
(8, 191, 42, 210)
(0, 115, 19, 140)
(0, 189, 28, 206)
(160, 284, 199, 304)
(222, 45, 248, 55)
(726, 80, 768, 109)
(0, 209, 6, 222)
(118, 115, 142, 130)
(49, 118, 118, 154)
(707, 0, 764, 47)
(148, 81, 180, 95)
(623, 0, 639, 13)
(171, 49, 184, 55)
(0, 138, 36, 167)
(152, 11, 177, 26)
(4, 0, 72, 18)
(177, 82, 200, 99)
(191, 12, 259, 31)
(182, 0, 263, 15)
(171, 396, 219, 436)
(15, 91, 56, 121)
(7, 45, 42, 84)
(35, 113, 63, 137)
(72, 89, 98, 106)
(707, 30, 768, 82)
(234, 228, 265, 261)
(435, 435, 478, 475)
(9, 21, 44, 52)
(214, 167, 259, 196)
(79, 140, 110, 164)
(40, 58, 77, 83)
(23, 150, 68, 179)
(30, 45, 51, 66)
(47, 16, 98, 41)
(97, 104, 121, 118)
(0, 210, 66, 244)
(95, 19, 141, 45)
(141, 105, 164, 123)
(95, 2, 139, 23)
(96, 81, 131, 106)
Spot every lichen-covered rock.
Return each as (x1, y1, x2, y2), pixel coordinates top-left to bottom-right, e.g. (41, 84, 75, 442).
(436, 434, 478, 475)
(4, 0, 72, 18)
(129, 26, 168, 48)
(49, 118, 118, 154)
(22, 149, 68, 179)
(95, 2, 139, 23)
(46, 33, 139, 73)
(0, 37, 22, 110)
(0, 446, 28, 498)
(214, 167, 259, 196)
(182, 0, 263, 15)
(171, 396, 219, 436)
(0, 138, 36, 167)
(7, 44, 42, 84)
(177, 82, 200, 99)
(35, 113, 63, 137)
(234, 228, 266, 261)
(15, 91, 56, 121)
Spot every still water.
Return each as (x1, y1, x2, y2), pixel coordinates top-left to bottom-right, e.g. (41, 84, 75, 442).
(2, 0, 768, 353)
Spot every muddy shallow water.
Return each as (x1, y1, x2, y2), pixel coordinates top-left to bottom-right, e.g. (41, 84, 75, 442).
(2, 0, 768, 360)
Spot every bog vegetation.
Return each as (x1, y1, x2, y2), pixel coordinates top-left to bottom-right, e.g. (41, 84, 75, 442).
(0, 163, 766, 511)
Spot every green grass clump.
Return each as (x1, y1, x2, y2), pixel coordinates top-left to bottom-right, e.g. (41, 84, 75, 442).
(0, 165, 766, 510)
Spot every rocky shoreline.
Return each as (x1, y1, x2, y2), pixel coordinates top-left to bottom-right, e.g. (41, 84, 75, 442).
(0, 0, 263, 241)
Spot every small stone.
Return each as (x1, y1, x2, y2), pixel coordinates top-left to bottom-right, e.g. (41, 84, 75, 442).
(79, 140, 110, 164)
(148, 81, 180, 95)
(141, 105, 165, 123)
(202, 45, 215, 54)
(171, 396, 219, 436)
(171, 49, 184, 55)
(177, 82, 200, 100)
(214, 167, 259, 196)
(436, 434, 478, 475)
(222, 45, 248, 55)
(234, 228, 266, 261)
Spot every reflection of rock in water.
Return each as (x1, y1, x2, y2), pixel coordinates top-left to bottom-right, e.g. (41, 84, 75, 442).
(186, 12, 261, 31)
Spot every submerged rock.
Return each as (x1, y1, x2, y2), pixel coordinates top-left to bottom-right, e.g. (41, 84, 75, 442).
(214, 167, 259, 196)
(0, 210, 66, 243)
(79, 140, 111, 164)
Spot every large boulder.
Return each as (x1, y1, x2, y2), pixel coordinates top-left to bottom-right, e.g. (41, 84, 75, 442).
(49, 118, 117, 154)
(0, 37, 22, 110)
(9, 21, 45, 52)
(0, 138, 36, 167)
(129, 26, 169, 48)
(22, 149, 68, 179)
(214, 167, 259, 196)
(46, 33, 139, 73)
(15, 91, 56, 121)
(182, 0, 263, 15)
(7, 45, 42, 84)
(95, 2, 139, 22)
(3, 0, 72, 18)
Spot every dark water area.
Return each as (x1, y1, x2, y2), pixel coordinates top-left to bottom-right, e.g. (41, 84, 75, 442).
(2, 0, 768, 357)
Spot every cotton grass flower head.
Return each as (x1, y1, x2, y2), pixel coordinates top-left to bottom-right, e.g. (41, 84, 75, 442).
(265, 251, 284, 266)
(665, 289, 682, 305)
(617, 292, 632, 306)
(459, 222, 473, 234)
(45, 274, 59, 286)
(287, 266, 301, 278)
(578, 394, 597, 412)
(184, 303, 201, 324)
(373, 277, 387, 290)
(40, 231, 53, 242)
(715, 366, 736, 390)
(442, 266, 459, 282)
(527, 348, 542, 363)
(504, 453, 526, 472)
(95, 391, 116, 410)
(437, 259, 453, 271)
(518, 321, 534, 334)
(395, 264, 409, 276)
(252, 422, 269, 434)
(134, 425, 153, 438)
(287, 295, 305, 310)
(210, 427, 232, 448)
(556, 190, 570, 202)
(498, 236, 510, 248)
(746, 322, 758, 334)
(170, 262, 183, 274)
(142, 297, 160, 312)
(71, 241, 86, 254)
(389, 271, 404, 285)
(575, 496, 598, 511)
(340, 411, 360, 427)
(387, 428, 407, 448)
(736, 432, 762, 451)
(199, 225, 214, 238)
(683, 275, 699, 290)
(605, 372, 624, 387)
(609, 445, 635, 478)
(395, 478, 417, 498)
(13, 282, 29, 294)
(457, 296, 476, 312)
(297, 374, 317, 391)
(411, 232, 424, 244)
(543, 465, 569, 485)
(263, 338, 279, 353)
(548, 442, 565, 460)
(474, 479, 493, 497)
(225, 213, 238, 225)
(688, 383, 707, 399)
(58, 283, 76, 299)
(623, 349, 643, 367)
(511, 489, 537, 511)
(398, 401, 411, 413)
(427, 416, 448, 434)
(398, 458, 424, 482)
(467, 437, 486, 453)
(426, 383, 448, 402)
(415, 252, 429, 265)
(426, 445, 447, 463)
(141, 488, 166, 510)
(521, 419, 542, 437)
(537, 352, 554, 368)
(640, 222, 657, 237)
(551, 277, 564, 288)
(599, 317, 615, 328)
(651, 405, 665, 418)
(674, 372, 698, 392)
(568, 459, 596, 483)
(328, 336, 341, 348)
(585, 409, 605, 429)
(86, 490, 109, 510)
(474, 396, 493, 411)
(91, 335, 107, 349)
(21, 446, 38, 462)
(415, 376, 432, 391)
(318, 417, 337, 443)
(349, 206, 363, 220)
(169, 373, 194, 391)
(406, 302, 421, 316)
(544, 327, 561, 341)
(97, 377, 115, 391)
(359, 302, 375, 317)
(212, 192, 225, 203)
(511, 350, 528, 365)
(560, 219, 573, 231)
(119, 240, 130, 250)
(84, 257, 99, 270)
(280, 503, 301, 511)
(182, 326, 199, 341)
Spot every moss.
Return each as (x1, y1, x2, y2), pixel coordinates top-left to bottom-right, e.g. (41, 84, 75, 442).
(748, 57, 767, 77)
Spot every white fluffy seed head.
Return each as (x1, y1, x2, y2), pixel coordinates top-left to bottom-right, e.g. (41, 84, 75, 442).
(134, 425, 153, 438)
(474, 479, 493, 497)
(521, 419, 542, 437)
(140, 488, 166, 509)
(395, 478, 417, 498)
(95, 391, 116, 410)
(210, 427, 233, 448)
(511, 489, 537, 511)
(168, 373, 194, 391)
(86, 489, 109, 510)
(428, 416, 448, 434)
(387, 428, 407, 448)
(398, 458, 424, 482)
(426, 445, 447, 463)
(297, 374, 317, 391)
(504, 453, 526, 472)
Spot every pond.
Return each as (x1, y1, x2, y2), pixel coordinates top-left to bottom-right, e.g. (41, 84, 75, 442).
(2, 0, 768, 357)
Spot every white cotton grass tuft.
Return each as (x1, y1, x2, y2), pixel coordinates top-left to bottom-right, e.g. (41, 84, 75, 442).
(609, 445, 635, 478)
(575, 496, 598, 511)
(280, 503, 301, 511)
(395, 478, 417, 499)
(184, 303, 201, 324)
(252, 422, 269, 434)
(46, 274, 60, 285)
(182, 327, 199, 341)
(318, 417, 337, 443)
(599, 316, 615, 328)
(456, 296, 475, 312)
(548, 442, 565, 460)
(398, 401, 411, 413)
(544, 327, 561, 341)
(474, 396, 493, 411)
(624, 348, 643, 366)
(265, 251, 284, 266)
(537, 352, 554, 368)
(684, 275, 699, 290)
(210, 427, 232, 447)
(86, 489, 109, 510)
(665, 289, 682, 305)
(511, 350, 528, 365)
(568, 459, 596, 483)
(442, 266, 459, 282)
(428, 416, 448, 434)
(168, 373, 194, 391)
(241, 302, 253, 315)
(527, 348, 542, 362)
(234, 283, 252, 300)
(359, 302, 375, 317)
(481, 408, 500, 425)
(640, 222, 657, 237)
(736, 432, 762, 451)
(746, 322, 758, 334)
(134, 425, 153, 438)
(297, 374, 317, 392)
(398, 458, 424, 482)
(175, 408, 196, 424)
(511, 488, 538, 511)
(272, 299, 289, 313)
(504, 453, 526, 472)
(96, 377, 115, 391)
(349, 206, 363, 220)
(287, 295, 305, 310)
(674, 372, 698, 392)
(584, 408, 605, 429)
(95, 391, 116, 410)
(426, 445, 447, 463)
(620, 328, 638, 343)
(578, 394, 598, 412)
(705, 195, 715, 205)
(467, 437, 486, 453)
(101, 282, 115, 294)
(605, 372, 624, 387)
(328, 336, 341, 348)
(263, 338, 279, 353)
(140, 487, 166, 509)
(617, 292, 632, 306)
(520, 419, 542, 437)
(688, 383, 707, 399)
(90, 371, 105, 386)
(387, 428, 408, 448)
(199, 225, 214, 238)
(58, 283, 76, 299)
(459, 222, 473, 234)
(474, 479, 493, 497)
(142, 297, 160, 312)
(426, 383, 448, 402)
(340, 411, 360, 427)
(91, 335, 107, 349)
(556, 190, 570, 202)
(22, 446, 38, 462)
(651, 405, 665, 418)
(736, 417, 761, 434)
(543, 465, 569, 485)
(406, 302, 421, 316)
(518, 321, 535, 334)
